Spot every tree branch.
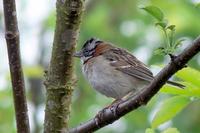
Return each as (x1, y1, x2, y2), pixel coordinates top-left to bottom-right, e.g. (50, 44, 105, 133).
(3, 0, 30, 133)
(44, 0, 84, 132)
(70, 36, 200, 133)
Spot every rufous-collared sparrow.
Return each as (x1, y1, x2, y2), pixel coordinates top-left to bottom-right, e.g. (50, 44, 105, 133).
(74, 38, 184, 100)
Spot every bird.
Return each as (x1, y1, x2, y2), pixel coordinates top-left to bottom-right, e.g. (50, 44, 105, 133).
(73, 38, 184, 100)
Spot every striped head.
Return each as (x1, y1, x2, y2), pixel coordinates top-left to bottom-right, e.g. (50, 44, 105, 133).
(73, 38, 103, 63)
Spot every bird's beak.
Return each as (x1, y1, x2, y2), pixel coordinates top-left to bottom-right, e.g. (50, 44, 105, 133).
(73, 50, 83, 58)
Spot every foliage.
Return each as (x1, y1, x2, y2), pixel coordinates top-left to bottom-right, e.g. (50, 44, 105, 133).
(151, 96, 190, 128)
(142, 5, 185, 55)
(140, 6, 200, 131)
(145, 128, 180, 133)
(149, 67, 200, 132)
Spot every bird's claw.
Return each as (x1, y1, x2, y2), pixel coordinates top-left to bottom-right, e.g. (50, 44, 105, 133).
(95, 99, 123, 125)
(110, 103, 120, 117)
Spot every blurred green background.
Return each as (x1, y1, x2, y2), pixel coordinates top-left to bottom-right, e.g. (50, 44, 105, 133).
(0, 0, 200, 133)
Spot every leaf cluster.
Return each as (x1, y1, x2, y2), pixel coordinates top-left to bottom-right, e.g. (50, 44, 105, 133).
(142, 6, 185, 55)
(146, 67, 200, 133)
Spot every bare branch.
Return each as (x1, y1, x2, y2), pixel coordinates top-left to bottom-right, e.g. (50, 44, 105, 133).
(2, 0, 30, 133)
(70, 36, 200, 133)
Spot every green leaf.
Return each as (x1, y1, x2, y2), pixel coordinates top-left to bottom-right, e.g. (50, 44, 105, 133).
(174, 38, 185, 48)
(151, 96, 190, 128)
(167, 25, 176, 31)
(142, 6, 164, 21)
(175, 67, 200, 87)
(161, 84, 187, 95)
(155, 21, 168, 29)
(145, 128, 155, 133)
(161, 83, 200, 98)
(154, 47, 165, 55)
(168, 28, 175, 47)
(162, 128, 180, 133)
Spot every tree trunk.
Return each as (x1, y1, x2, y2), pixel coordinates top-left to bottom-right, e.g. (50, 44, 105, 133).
(44, 0, 84, 133)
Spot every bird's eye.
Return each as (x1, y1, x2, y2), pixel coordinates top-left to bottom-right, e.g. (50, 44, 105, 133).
(84, 50, 89, 54)
(83, 49, 93, 57)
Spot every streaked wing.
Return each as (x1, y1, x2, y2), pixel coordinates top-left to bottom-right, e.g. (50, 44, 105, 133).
(103, 48, 154, 82)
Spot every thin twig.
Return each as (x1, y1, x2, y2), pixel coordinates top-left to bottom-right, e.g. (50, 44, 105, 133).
(70, 36, 200, 133)
(3, 0, 30, 133)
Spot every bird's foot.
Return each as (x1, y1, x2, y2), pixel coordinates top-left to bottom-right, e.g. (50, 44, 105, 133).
(109, 99, 123, 117)
(95, 99, 123, 122)
(94, 104, 110, 127)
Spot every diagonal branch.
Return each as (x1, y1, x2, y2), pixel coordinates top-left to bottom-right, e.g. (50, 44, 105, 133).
(3, 0, 30, 133)
(70, 36, 200, 133)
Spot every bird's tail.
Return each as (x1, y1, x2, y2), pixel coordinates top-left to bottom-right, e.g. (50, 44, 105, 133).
(166, 81, 185, 89)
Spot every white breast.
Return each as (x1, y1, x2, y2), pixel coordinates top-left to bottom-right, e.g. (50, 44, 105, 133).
(82, 56, 141, 99)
